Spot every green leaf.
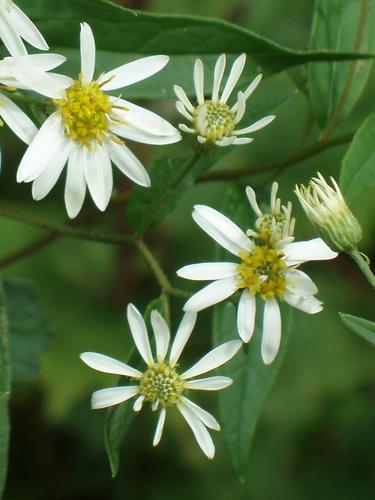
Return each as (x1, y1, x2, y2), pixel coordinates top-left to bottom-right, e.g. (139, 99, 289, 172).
(0, 280, 10, 499)
(213, 301, 293, 480)
(4, 278, 53, 382)
(212, 183, 293, 479)
(19, 0, 375, 99)
(126, 91, 294, 233)
(308, 0, 375, 128)
(104, 297, 163, 477)
(339, 312, 375, 346)
(340, 114, 375, 203)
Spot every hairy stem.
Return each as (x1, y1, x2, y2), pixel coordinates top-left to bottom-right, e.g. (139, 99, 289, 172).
(0, 282, 10, 499)
(349, 249, 375, 291)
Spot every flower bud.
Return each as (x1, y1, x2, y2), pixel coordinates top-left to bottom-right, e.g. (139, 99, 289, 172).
(295, 172, 362, 253)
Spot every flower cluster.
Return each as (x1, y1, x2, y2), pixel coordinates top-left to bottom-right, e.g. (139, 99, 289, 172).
(0, 2, 342, 461)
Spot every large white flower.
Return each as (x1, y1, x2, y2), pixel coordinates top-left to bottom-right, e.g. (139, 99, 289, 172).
(81, 304, 241, 459)
(174, 53, 275, 146)
(0, 0, 48, 56)
(177, 184, 338, 364)
(13, 22, 181, 218)
(0, 53, 67, 144)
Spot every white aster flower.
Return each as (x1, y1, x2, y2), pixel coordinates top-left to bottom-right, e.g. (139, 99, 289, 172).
(14, 22, 181, 218)
(81, 304, 241, 459)
(0, 53, 67, 144)
(0, 0, 48, 56)
(174, 53, 275, 146)
(177, 185, 338, 365)
(295, 172, 362, 253)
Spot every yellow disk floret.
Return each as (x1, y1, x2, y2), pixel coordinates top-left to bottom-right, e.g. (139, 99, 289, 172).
(139, 362, 184, 407)
(53, 74, 112, 148)
(194, 100, 235, 142)
(237, 245, 287, 300)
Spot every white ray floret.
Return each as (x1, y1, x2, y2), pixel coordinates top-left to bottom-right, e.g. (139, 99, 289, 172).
(177, 185, 338, 365)
(0, 0, 48, 56)
(13, 22, 181, 218)
(81, 303, 241, 459)
(174, 53, 275, 146)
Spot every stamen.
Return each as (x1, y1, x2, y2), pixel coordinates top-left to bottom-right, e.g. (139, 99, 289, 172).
(139, 362, 185, 407)
(194, 100, 235, 142)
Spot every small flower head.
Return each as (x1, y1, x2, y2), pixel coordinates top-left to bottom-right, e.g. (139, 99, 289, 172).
(174, 54, 275, 147)
(81, 304, 242, 458)
(295, 173, 362, 253)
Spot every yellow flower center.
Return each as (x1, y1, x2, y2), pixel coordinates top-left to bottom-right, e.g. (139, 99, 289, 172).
(194, 100, 235, 141)
(237, 245, 287, 300)
(256, 213, 288, 244)
(139, 362, 184, 407)
(53, 75, 113, 148)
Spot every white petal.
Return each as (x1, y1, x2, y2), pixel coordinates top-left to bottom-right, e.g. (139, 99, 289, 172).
(133, 395, 145, 412)
(80, 352, 142, 378)
(194, 58, 204, 105)
(151, 310, 170, 362)
(183, 277, 238, 312)
(17, 113, 65, 183)
(91, 386, 138, 409)
(32, 143, 70, 200)
(284, 238, 338, 265)
(284, 292, 323, 314)
(181, 339, 242, 379)
(174, 84, 194, 113)
(13, 53, 65, 71)
(285, 269, 318, 297)
(64, 146, 86, 219)
(178, 123, 195, 134)
(220, 53, 246, 103)
(100, 55, 169, 91)
(215, 136, 236, 146)
(111, 122, 181, 145)
(8, 60, 64, 99)
(80, 22, 96, 83)
(261, 299, 281, 365)
(242, 73, 263, 100)
(232, 137, 254, 145)
(177, 262, 238, 281)
(180, 396, 220, 431)
(169, 312, 197, 366)
(237, 289, 256, 343)
(212, 54, 226, 102)
(127, 303, 153, 365)
(234, 91, 246, 124)
(0, 91, 37, 144)
(246, 185, 262, 217)
(177, 403, 215, 458)
(153, 408, 166, 446)
(83, 145, 112, 211)
(184, 376, 232, 391)
(0, 12, 26, 56)
(106, 140, 150, 187)
(176, 100, 192, 120)
(193, 204, 252, 256)
(234, 115, 275, 135)
(8, 2, 48, 51)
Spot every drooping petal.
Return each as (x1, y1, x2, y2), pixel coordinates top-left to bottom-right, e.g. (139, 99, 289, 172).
(64, 146, 87, 219)
(237, 289, 256, 343)
(8, 2, 48, 51)
(220, 53, 246, 103)
(99, 55, 169, 91)
(177, 403, 215, 458)
(180, 396, 220, 431)
(284, 292, 323, 314)
(183, 277, 239, 312)
(285, 269, 318, 297)
(153, 407, 166, 446)
(91, 386, 138, 409)
(169, 312, 197, 366)
(106, 140, 150, 187)
(261, 298, 281, 365)
(0, 91, 37, 144)
(212, 54, 226, 102)
(80, 352, 142, 378)
(177, 262, 238, 281)
(83, 145, 112, 211)
(80, 22, 96, 83)
(194, 59, 204, 105)
(284, 238, 338, 265)
(184, 376, 232, 390)
(181, 339, 242, 379)
(127, 303, 153, 365)
(17, 112, 65, 183)
(31, 141, 70, 200)
(151, 310, 170, 362)
(234, 115, 275, 135)
(193, 204, 252, 256)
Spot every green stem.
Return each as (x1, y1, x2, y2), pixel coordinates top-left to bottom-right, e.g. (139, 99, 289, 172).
(321, 0, 372, 141)
(199, 133, 353, 182)
(0, 282, 10, 499)
(349, 249, 375, 291)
